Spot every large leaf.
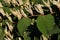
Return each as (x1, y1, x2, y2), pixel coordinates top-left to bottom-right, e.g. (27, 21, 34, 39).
(36, 14, 54, 37)
(17, 18, 31, 36)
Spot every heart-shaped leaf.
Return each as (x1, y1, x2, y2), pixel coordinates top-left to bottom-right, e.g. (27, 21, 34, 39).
(36, 14, 54, 37)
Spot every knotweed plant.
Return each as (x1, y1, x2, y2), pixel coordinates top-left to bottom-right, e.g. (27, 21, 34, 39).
(0, 0, 60, 40)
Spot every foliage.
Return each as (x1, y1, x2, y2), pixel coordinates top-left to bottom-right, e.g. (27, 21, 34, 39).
(36, 14, 55, 37)
(17, 17, 31, 36)
(0, 0, 60, 40)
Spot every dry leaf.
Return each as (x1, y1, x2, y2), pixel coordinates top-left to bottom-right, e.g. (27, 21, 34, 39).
(0, 8, 6, 16)
(17, 0, 23, 5)
(25, 6, 33, 16)
(5, 12, 13, 22)
(6, 22, 13, 32)
(10, 9, 22, 20)
(20, 9, 28, 18)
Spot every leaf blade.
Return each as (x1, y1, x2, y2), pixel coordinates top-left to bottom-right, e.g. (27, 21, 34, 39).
(17, 18, 31, 36)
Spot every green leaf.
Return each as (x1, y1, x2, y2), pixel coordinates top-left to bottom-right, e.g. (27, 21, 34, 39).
(36, 14, 54, 37)
(23, 8, 29, 16)
(30, 0, 44, 4)
(58, 34, 60, 40)
(0, 0, 3, 2)
(34, 37, 40, 40)
(3, 7, 11, 14)
(17, 18, 31, 36)
(45, 14, 54, 30)
(15, 6, 21, 10)
(36, 0, 44, 4)
(2, 20, 6, 26)
(50, 25, 60, 34)
(23, 32, 31, 40)
(0, 27, 4, 40)
(2, 2, 11, 7)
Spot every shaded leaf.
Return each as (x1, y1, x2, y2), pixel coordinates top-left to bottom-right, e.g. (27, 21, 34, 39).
(2, 20, 6, 26)
(23, 32, 31, 40)
(58, 34, 60, 40)
(34, 36, 40, 40)
(23, 8, 29, 16)
(30, 0, 45, 4)
(2, 2, 11, 7)
(0, 27, 4, 40)
(0, 0, 3, 2)
(50, 25, 60, 34)
(3, 7, 11, 14)
(36, 0, 44, 4)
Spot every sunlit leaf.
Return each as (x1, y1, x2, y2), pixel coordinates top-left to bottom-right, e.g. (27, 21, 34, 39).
(17, 18, 31, 36)
(36, 14, 54, 37)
